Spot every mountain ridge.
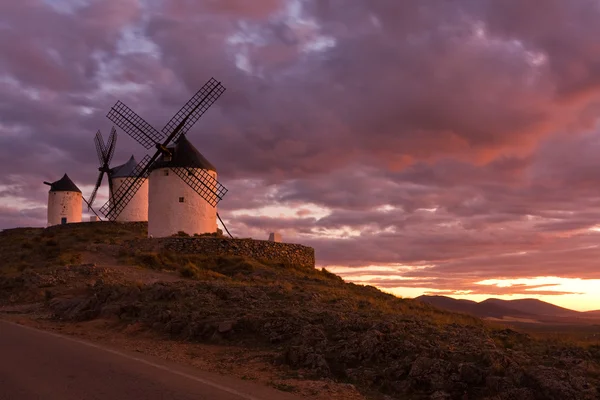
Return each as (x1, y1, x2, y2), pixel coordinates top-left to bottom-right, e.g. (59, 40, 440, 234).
(416, 295, 600, 323)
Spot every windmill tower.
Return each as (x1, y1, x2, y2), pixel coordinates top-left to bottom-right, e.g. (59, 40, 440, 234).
(87, 127, 148, 222)
(148, 136, 218, 237)
(99, 78, 228, 238)
(110, 155, 148, 222)
(44, 174, 82, 226)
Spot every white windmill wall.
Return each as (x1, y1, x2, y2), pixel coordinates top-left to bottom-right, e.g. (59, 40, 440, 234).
(47, 191, 82, 226)
(148, 168, 217, 238)
(110, 177, 149, 222)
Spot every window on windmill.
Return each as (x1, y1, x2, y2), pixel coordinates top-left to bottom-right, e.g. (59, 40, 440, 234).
(179, 197, 185, 203)
(163, 170, 169, 176)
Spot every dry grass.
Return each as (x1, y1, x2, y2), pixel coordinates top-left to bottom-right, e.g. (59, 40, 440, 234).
(117, 248, 486, 332)
(1, 222, 481, 330)
(512, 322, 600, 347)
(1, 221, 592, 339)
(0, 222, 147, 275)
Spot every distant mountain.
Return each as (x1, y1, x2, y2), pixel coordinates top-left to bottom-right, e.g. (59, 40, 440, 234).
(584, 310, 600, 316)
(480, 298, 579, 317)
(415, 295, 600, 324)
(415, 295, 533, 319)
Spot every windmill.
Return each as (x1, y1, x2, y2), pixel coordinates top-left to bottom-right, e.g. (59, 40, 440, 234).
(87, 127, 117, 212)
(109, 155, 149, 222)
(98, 77, 228, 237)
(44, 174, 83, 226)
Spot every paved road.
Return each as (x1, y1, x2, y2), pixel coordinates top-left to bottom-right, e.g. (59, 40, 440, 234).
(0, 320, 301, 400)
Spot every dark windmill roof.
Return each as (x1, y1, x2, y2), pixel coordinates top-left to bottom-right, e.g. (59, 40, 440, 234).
(149, 135, 216, 172)
(48, 174, 81, 193)
(110, 155, 139, 178)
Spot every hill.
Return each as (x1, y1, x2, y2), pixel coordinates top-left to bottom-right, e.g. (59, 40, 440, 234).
(414, 295, 534, 319)
(585, 310, 600, 316)
(417, 295, 600, 325)
(480, 298, 580, 318)
(1, 222, 599, 400)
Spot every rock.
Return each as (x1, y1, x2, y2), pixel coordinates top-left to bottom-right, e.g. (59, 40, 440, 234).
(459, 362, 484, 384)
(430, 391, 451, 400)
(409, 357, 435, 377)
(485, 376, 513, 393)
(135, 236, 315, 267)
(408, 357, 450, 391)
(496, 388, 536, 400)
(218, 320, 235, 333)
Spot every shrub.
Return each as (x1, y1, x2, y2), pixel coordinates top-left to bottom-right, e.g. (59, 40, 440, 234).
(136, 253, 164, 270)
(193, 229, 225, 238)
(57, 252, 82, 266)
(320, 268, 344, 282)
(180, 263, 200, 278)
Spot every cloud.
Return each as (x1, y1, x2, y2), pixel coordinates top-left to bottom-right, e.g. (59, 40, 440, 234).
(3, 0, 600, 302)
(0, 205, 46, 230)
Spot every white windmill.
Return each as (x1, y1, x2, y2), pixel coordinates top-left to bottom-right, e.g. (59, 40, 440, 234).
(110, 155, 149, 222)
(147, 136, 218, 237)
(99, 78, 228, 238)
(87, 127, 148, 222)
(44, 174, 83, 226)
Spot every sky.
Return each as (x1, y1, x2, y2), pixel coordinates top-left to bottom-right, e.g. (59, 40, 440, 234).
(2, 0, 600, 311)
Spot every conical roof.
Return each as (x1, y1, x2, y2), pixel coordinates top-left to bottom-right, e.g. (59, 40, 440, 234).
(48, 174, 81, 193)
(110, 155, 139, 178)
(149, 135, 216, 172)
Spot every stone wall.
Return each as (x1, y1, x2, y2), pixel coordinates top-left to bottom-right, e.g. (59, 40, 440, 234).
(132, 237, 315, 268)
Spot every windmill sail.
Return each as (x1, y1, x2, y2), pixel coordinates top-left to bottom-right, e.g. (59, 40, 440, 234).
(107, 102, 164, 149)
(171, 167, 227, 207)
(99, 154, 152, 220)
(87, 127, 117, 210)
(161, 78, 226, 144)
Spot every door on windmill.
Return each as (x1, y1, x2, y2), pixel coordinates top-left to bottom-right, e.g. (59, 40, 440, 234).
(61, 217, 67, 225)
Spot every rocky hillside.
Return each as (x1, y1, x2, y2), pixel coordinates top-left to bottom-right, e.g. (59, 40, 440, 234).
(1, 222, 600, 400)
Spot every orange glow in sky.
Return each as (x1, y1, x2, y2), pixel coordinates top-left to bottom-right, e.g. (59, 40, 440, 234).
(328, 267, 600, 312)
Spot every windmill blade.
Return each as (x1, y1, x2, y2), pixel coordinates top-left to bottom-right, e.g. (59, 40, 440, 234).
(107, 101, 164, 149)
(99, 154, 153, 220)
(94, 131, 107, 165)
(87, 171, 105, 210)
(161, 78, 226, 145)
(106, 126, 117, 165)
(108, 173, 114, 201)
(171, 167, 228, 207)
